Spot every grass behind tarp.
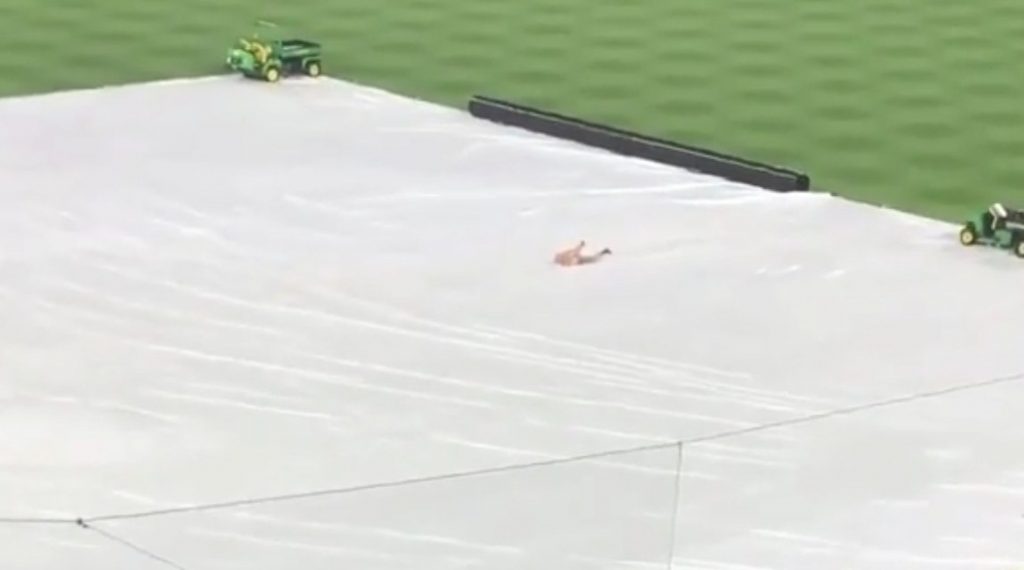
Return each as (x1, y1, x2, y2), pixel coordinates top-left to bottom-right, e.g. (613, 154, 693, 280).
(3, 0, 1023, 221)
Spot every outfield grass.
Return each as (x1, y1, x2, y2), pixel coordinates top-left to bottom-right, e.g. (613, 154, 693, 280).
(3, 0, 1023, 221)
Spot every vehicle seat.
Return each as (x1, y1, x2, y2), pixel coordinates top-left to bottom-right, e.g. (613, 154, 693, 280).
(981, 212, 994, 233)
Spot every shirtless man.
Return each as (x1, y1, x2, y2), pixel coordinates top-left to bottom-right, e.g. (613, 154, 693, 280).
(553, 240, 612, 267)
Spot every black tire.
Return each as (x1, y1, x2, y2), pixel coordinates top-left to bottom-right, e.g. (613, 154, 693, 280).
(1014, 237, 1024, 258)
(959, 223, 977, 246)
(304, 60, 322, 77)
(263, 65, 281, 82)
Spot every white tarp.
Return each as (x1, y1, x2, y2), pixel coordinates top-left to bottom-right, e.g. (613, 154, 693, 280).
(1, 76, 1022, 569)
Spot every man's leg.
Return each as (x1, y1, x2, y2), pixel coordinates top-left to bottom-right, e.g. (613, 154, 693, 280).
(577, 248, 612, 264)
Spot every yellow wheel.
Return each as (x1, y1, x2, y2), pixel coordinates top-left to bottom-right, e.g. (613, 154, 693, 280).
(305, 60, 322, 77)
(264, 66, 280, 83)
(959, 224, 977, 246)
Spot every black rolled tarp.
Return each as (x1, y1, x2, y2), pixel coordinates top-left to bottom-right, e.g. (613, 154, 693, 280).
(468, 95, 810, 193)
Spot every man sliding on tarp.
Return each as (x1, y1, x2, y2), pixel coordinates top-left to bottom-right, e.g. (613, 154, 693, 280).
(553, 240, 612, 267)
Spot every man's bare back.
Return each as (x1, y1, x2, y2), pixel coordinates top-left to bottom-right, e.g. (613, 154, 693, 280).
(553, 240, 612, 267)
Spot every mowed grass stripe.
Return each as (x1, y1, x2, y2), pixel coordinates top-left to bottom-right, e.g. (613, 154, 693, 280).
(1, 0, 1022, 220)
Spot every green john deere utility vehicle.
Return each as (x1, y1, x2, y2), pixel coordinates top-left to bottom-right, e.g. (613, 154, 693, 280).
(959, 203, 1024, 258)
(225, 21, 322, 82)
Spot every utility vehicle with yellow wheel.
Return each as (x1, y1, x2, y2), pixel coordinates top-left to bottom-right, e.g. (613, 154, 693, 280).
(225, 21, 322, 82)
(958, 203, 1024, 258)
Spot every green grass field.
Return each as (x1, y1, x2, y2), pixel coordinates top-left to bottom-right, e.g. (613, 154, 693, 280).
(3, 0, 1023, 221)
